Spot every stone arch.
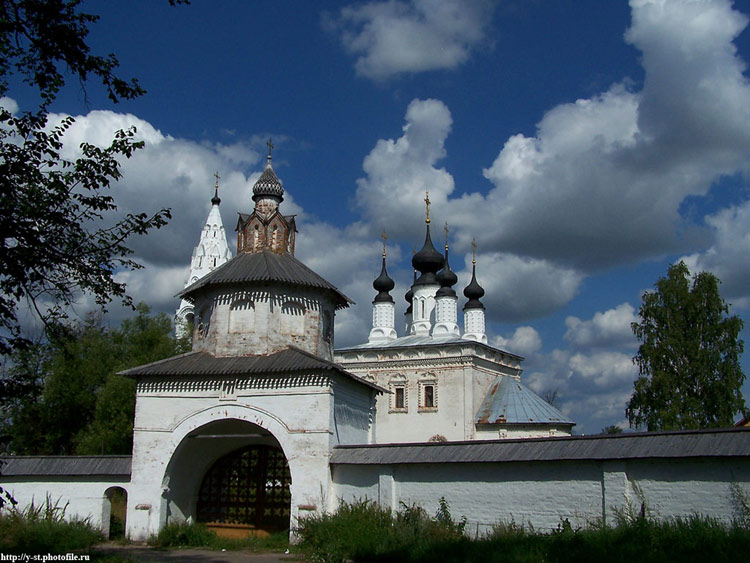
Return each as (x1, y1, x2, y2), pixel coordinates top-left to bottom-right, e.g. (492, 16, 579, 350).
(158, 405, 300, 533)
(102, 486, 128, 540)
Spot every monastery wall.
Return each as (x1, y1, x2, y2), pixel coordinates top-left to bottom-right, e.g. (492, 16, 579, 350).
(330, 431, 750, 533)
(1, 476, 130, 538)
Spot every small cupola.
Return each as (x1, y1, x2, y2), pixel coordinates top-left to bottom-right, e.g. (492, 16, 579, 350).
(436, 224, 458, 298)
(369, 232, 398, 343)
(462, 239, 487, 343)
(373, 235, 395, 303)
(433, 223, 460, 337)
(252, 139, 285, 213)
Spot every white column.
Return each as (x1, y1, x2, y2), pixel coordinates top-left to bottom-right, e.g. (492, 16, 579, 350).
(410, 284, 438, 336)
(462, 308, 487, 343)
(369, 301, 397, 343)
(432, 295, 460, 336)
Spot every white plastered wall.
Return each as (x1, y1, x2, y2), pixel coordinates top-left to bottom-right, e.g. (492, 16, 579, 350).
(330, 457, 750, 533)
(1, 477, 130, 537)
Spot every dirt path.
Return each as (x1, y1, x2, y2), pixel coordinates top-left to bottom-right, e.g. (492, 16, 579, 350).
(91, 542, 302, 562)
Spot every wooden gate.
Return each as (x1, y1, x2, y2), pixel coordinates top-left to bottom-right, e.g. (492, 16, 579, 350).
(197, 444, 291, 536)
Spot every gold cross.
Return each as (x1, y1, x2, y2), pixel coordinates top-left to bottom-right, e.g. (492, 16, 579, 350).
(444, 222, 449, 250)
(267, 138, 274, 158)
(424, 191, 431, 224)
(381, 229, 387, 257)
(214, 171, 220, 189)
(471, 238, 477, 265)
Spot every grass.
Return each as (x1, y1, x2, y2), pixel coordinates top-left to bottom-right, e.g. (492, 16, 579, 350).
(0, 496, 103, 554)
(295, 498, 750, 563)
(147, 520, 290, 552)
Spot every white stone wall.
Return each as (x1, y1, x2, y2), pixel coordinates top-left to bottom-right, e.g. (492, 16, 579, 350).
(331, 457, 750, 533)
(127, 371, 374, 540)
(191, 286, 336, 360)
(336, 343, 523, 443)
(1, 477, 130, 537)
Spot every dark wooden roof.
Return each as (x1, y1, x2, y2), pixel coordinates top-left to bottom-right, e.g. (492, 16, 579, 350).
(0, 456, 131, 477)
(177, 250, 352, 309)
(330, 428, 750, 465)
(119, 347, 385, 392)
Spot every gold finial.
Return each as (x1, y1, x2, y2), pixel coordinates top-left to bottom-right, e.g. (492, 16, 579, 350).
(444, 222, 449, 251)
(424, 191, 431, 224)
(214, 171, 220, 189)
(381, 229, 388, 258)
(267, 138, 274, 161)
(471, 238, 477, 265)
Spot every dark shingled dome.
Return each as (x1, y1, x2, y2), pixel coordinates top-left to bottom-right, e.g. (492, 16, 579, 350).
(436, 248, 458, 298)
(373, 256, 395, 303)
(411, 224, 444, 285)
(252, 161, 284, 202)
(463, 263, 485, 310)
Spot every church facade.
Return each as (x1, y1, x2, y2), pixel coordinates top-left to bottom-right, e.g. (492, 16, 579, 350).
(1, 149, 748, 541)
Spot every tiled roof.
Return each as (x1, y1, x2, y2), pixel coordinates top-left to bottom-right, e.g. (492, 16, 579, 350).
(476, 376, 575, 426)
(119, 347, 385, 392)
(0, 456, 131, 477)
(330, 428, 750, 465)
(177, 250, 352, 309)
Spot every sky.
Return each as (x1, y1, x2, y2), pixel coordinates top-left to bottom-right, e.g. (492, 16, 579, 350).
(4, 0, 750, 434)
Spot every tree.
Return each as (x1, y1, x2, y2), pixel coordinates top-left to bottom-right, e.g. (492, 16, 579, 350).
(601, 425, 623, 434)
(626, 262, 746, 431)
(0, 0, 179, 354)
(2, 304, 179, 455)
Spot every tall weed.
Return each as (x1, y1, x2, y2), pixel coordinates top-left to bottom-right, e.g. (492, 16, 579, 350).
(0, 496, 103, 554)
(297, 499, 750, 563)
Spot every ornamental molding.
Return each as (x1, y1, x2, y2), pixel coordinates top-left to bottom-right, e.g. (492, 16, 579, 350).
(137, 373, 332, 395)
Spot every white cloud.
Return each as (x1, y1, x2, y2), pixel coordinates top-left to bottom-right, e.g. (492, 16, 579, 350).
(564, 303, 638, 350)
(355, 98, 456, 240)
(325, 0, 495, 80)
(680, 200, 750, 308)
(1, 96, 19, 114)
(463, 252, 584, 323)
(494, 326, 542, 357)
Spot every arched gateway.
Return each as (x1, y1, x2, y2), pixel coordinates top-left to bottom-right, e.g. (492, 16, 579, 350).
(121, 156, 381, 540)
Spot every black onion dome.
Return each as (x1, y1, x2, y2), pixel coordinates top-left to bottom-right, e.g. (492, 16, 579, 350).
(463, 263, 485, 309)
(252, 158, 285, 202)
(373, 256, 395, 303)
(211, 186, 221, 206)
(411, 224, 445, 285)
(436, 248, 458, 297)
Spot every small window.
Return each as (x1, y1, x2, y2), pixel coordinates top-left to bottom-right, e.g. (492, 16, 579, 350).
(395, 387, 405, 409)
(424, 385, 434, 408)
(389, 377, 407, 413)
(418, 379, 437, 412)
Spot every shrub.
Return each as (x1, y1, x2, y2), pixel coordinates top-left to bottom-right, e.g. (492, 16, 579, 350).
(0, 496, 103, 554)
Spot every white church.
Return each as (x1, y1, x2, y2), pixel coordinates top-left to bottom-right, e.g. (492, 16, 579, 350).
(1, 149, 748, 541)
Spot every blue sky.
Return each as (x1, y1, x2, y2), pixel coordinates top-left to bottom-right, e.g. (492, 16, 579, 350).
(5, 0, 750, 434)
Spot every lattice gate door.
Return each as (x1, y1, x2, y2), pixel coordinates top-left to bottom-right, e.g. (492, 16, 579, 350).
(197, 444, 292, 532)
